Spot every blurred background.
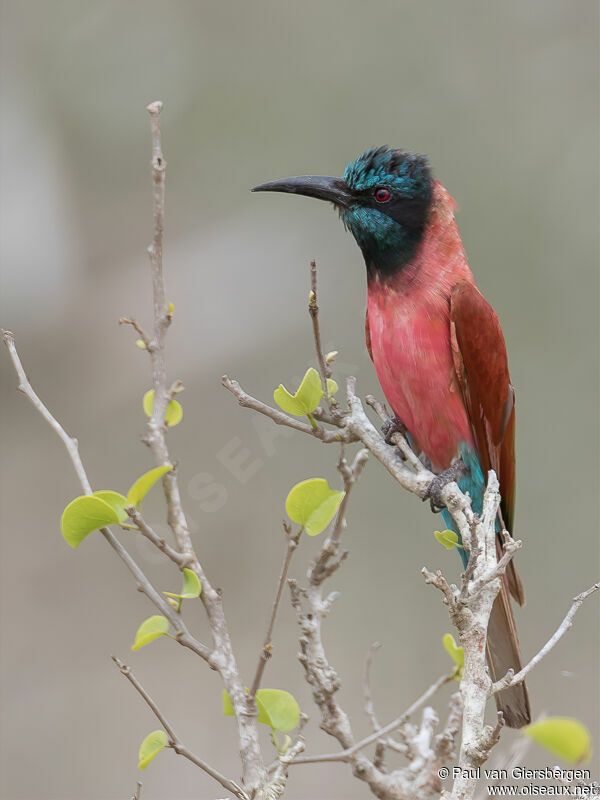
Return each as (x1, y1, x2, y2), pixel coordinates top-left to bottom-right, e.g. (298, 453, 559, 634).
(1, 1, 598, 798)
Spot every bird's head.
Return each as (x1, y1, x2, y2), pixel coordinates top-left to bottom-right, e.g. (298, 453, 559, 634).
(252, 146, 433, 277)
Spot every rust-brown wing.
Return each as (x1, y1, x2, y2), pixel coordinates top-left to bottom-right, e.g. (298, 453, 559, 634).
(450, 280, 523, 604)
(451, 280, 530, 727)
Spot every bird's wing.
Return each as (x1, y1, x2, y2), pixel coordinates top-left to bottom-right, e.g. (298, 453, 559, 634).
(450, 279, 524, 605)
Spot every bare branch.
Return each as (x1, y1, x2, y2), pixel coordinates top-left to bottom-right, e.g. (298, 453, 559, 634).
(492, 582, 600, 694)
(112, 657, 248, 800)
(3, 329, 93, 494)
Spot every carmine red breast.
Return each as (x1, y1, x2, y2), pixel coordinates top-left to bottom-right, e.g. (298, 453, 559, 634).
(366, 182, 475, 470)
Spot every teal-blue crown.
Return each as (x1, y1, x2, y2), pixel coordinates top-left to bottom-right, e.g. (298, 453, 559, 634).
(344, 146, 431, 199)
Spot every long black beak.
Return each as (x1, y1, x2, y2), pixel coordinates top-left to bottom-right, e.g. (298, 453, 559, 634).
(252, 175, 353, 208)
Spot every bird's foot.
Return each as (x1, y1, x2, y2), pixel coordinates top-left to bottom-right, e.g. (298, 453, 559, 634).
(424, 457, 467, 513)
(381, 415, 407, 445)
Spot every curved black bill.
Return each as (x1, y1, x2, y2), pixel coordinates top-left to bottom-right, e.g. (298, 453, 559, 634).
(252, 175, 352, 208)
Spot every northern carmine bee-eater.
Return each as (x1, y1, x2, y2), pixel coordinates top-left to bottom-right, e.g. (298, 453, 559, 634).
(253, 146, 531, 728)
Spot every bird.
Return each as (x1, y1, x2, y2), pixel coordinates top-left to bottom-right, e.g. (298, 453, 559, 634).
(252, 145, 531, 728)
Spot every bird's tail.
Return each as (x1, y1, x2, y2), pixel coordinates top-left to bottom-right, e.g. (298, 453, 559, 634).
(487, 582, 531, 728)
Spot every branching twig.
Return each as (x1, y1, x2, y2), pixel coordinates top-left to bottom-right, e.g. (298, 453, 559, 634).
(112, 657, 248, 800)
(491, 582, 600, 694)
(291, 671, 454, 765)
(1, 329, 211, 663)
(119, 317, 152, 350)
(126, 508, 193, 569)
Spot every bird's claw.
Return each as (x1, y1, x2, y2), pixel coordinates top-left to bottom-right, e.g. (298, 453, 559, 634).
(424, 458, 467, 513)
(381, 416, 407, 445)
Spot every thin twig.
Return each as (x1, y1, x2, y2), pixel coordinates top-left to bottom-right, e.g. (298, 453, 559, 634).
(491, 582, 600, 694)
(127, 508, 193, 569)
(119, 317, 152, 350)
(248, 523, 302, 701)
(3, 330, 93, 493)
(308, 260, 332, 393)
(112, 657, 248, 800)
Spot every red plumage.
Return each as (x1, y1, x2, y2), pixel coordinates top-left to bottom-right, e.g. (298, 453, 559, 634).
(366, 182, 530, 727)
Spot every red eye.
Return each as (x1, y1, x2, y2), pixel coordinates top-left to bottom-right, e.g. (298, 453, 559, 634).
(374, 187, 390, 203)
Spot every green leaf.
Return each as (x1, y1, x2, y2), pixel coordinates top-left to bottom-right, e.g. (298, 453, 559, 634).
(523, 718, 592, 764)
(126, 464, 173, 507)
(92, 491, 128, 523)
(326, 378, 339, 397)
(256, 689, 301, 732)
(222, 689, 300, 732)
(142, 389, 183, 427)
(222, 689, 235, 716)
(443, 633, 464, 676)
(285, 478, 345, 536)
(138, 730, 168, 770)
(434, 529, 461, 550)
(61, 495, 121, 548)
(132, 615, 170, 651)
(164, 568, 202, 599)
(273, 367, 323, 416)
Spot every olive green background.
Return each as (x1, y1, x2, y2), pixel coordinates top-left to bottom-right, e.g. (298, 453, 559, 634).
(1, 1, 598, 798)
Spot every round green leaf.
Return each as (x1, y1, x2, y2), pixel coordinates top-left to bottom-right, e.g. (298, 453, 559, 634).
(442, 633, 464, 670)
(434, 529, 461, 550)
(92, 491, 128, 523)
(256, 689, 301, 732)
(285, 478, 345, 536)
(132, 615, 170, 651)
(326, 378, 339, 397)
(143, 390, 183, 427)
(222, 688, 301, 732)
(164, 568, 202, 599)
(165, 400, 183, 426)
(273, 367, 323, 416)
(61, 495, 120, 548)
(127, 464, 173, 507)
(222, 689, 235, 717)
(138, 730, 168, 770)
(143, 389, 154, 417)
(524, 718, 591, 764)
